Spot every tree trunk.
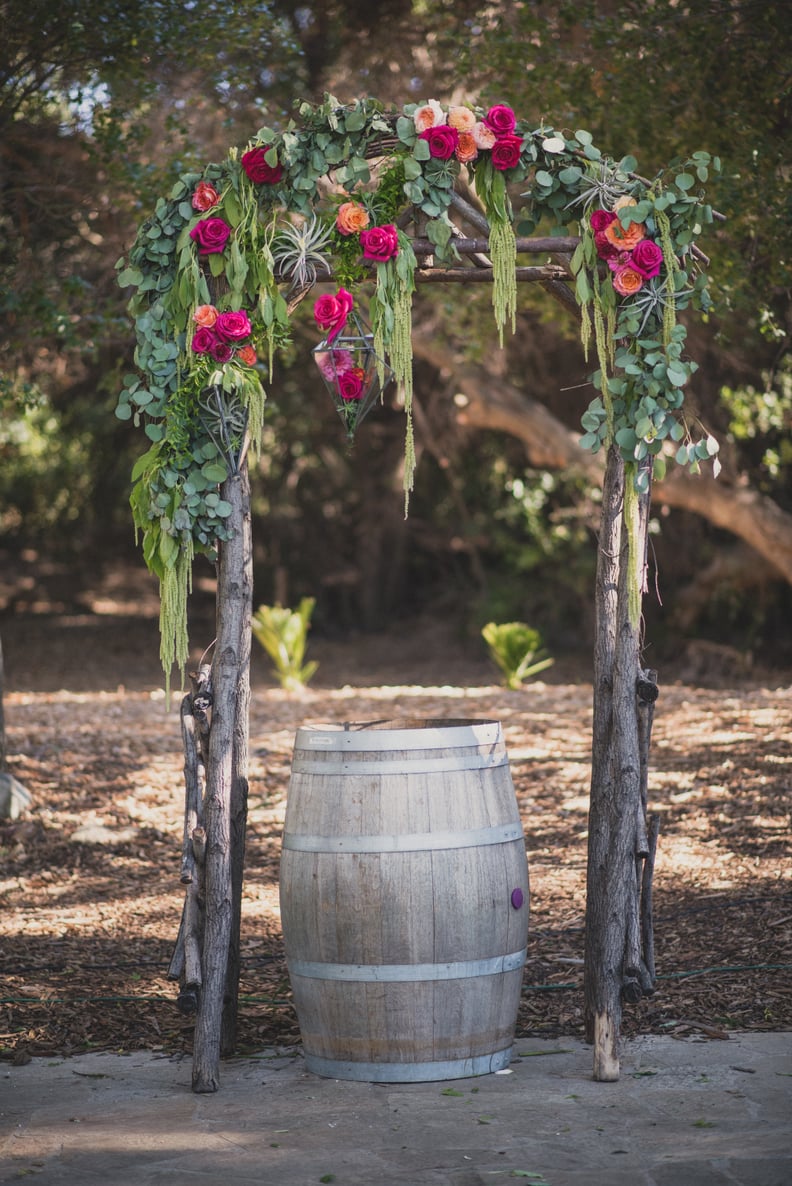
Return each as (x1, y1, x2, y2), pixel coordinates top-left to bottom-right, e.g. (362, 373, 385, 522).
(191, 465, 252, 1093)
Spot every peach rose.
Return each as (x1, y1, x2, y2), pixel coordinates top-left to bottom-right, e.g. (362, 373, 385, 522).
(603, 219, 645, 251)
(613, 195, 637, 212)
(447, 105, 476, 133)
(612, 264, 644, 297)
(336, 201, 370, 236)
(193, 304, 218, 328)
(455, 131, 479, 164)
(413, 99, 446, 131)
(237, 345, 257, 366)
(472, 121, 497, 150)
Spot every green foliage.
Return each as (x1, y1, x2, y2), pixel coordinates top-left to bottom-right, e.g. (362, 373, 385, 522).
(481, 621, 554, 689)
(251, 598, 319, 690)
(721, 356, 792, 493)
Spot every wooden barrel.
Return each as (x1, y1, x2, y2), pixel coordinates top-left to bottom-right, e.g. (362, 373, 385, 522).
(279, 718, 529, 1082)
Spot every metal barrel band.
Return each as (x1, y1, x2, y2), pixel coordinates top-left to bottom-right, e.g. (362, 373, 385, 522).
(287, 948, 527, 983)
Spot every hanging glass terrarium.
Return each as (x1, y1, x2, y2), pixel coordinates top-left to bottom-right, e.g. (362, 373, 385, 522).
(313, 310, 393, 442)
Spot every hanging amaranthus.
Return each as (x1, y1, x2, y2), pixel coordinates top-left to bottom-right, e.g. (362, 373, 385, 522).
(370, 233, 417, 511)
(474, 161, 518, 346)
(159, 534, 194, 701)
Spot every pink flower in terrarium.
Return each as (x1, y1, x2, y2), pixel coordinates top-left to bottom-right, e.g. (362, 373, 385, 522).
(315, 349, 354, 381)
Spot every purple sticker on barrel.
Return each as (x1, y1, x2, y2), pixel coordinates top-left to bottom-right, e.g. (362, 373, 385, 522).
(510, 888, 524, 910)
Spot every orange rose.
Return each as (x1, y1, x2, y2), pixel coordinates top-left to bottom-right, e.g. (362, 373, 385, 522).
(603, 219, 645, 251)
(447, 105, 476, 132)
(237, 345, 257, 366)
(336, 201, 370, 236)
(455, 132, 479, 164)
(193, 304, 218, 327)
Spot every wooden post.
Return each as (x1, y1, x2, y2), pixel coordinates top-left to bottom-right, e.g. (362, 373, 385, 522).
(191, 464, 252, 1093)
(584, 446, 654, 1080)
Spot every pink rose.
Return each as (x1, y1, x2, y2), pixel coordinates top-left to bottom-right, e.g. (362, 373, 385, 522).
(419, 125, 459, 160)
(315, 349, 354, 381)
(337, 368, 365, 401)
(314, 288, 354, 343)
(241, 146, 283, 185)
(191, 182, 219, 212)
(189, 217, 232, 255)
(209, 339, 234, 362)
(612, 265, 644, 297)
(359, 224, 400, 263)
(484, 104, 517, 137)
(191, 327, 216, 354)
(490, 134, 523, 171)
(590, 209, 617, 233)
(214, 309, 252, 341)
(607, 250, 633, 272)
(630, 238, 664, 279)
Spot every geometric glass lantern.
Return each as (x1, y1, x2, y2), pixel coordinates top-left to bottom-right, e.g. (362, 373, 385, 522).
(313, 309, 393, 442)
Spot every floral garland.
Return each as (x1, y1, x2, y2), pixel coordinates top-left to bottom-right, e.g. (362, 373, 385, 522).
(116, 93, 719, 684)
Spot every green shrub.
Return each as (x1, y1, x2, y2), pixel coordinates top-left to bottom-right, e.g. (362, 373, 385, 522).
(251, 597, 319, 690)
(481, 621, 554, 690)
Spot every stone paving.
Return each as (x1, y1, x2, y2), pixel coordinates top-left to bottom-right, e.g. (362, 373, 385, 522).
(1, 1034, 790, 1185)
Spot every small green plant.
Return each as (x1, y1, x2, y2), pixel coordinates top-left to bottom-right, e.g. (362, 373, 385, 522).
(251, 597, 319, 691)
(481, 621, 554, 690)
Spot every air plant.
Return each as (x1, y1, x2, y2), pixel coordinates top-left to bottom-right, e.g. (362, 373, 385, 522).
(565, 159, 634, 212)
(271, 215, 334, 291)
(619, 275, 695, 337)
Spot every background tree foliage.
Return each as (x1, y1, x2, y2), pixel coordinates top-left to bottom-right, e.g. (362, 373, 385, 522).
(1, 0, 790, 664)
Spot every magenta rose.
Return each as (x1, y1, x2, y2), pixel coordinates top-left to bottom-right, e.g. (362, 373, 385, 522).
(484, 104, 516, 137)
(630, 238, 664, 279)
(209, 340, 234, 362)
(590, 209, 617, 233)
(418, 124, 459, 160)
(241, 146, 283, 185)
(191, 327, 217, 354)
(359, 224, 400, 263)
(314, 288, 354, 343)
(594, 230, 620, 260)
(490, 133, 523, 171)
(214, 310, 252, 341)
(189, 217, 232, 255)
(337, 369, 365, 401)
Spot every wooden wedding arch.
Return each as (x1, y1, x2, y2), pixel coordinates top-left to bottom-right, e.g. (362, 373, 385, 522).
(116, 95, 721, 1091)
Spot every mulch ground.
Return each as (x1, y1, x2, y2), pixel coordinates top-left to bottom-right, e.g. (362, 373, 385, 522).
(1, 613, 790, 1062)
